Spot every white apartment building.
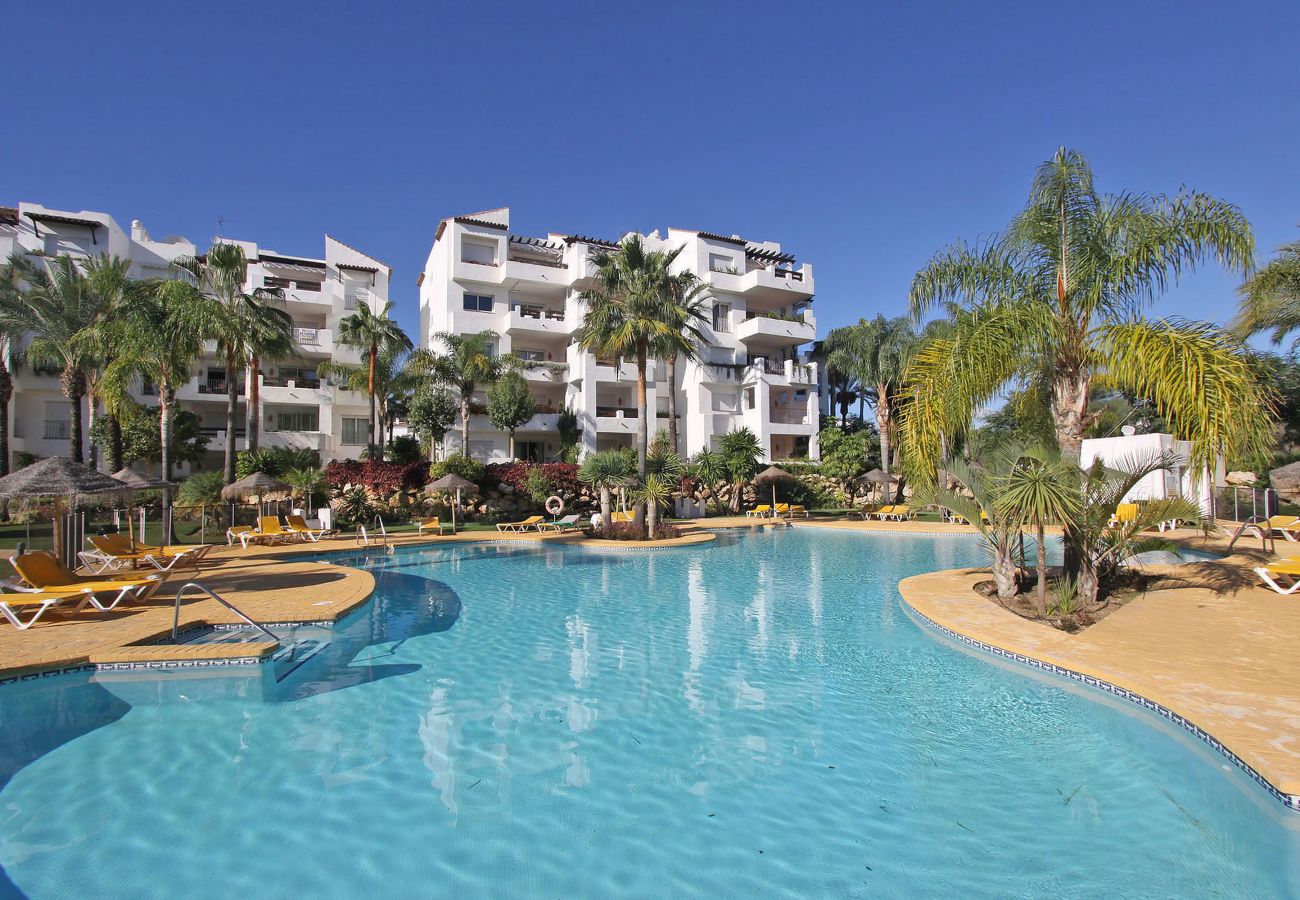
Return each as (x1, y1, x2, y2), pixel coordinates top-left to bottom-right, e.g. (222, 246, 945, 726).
(419, 207, 820, 463)
(0, 202, 390, 471)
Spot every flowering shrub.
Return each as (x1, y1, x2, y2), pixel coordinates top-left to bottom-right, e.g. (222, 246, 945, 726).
(484, 462, 580, 495)
(325, 459, 430, 494)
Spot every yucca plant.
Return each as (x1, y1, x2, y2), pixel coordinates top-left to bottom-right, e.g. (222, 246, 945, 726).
(995, 445, 1080, 615)
(578, 449, 634, 532)
(635, 473, 675, 539)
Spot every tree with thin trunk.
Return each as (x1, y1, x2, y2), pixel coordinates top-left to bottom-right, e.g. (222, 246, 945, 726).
(4, 254, 116, 462)
(173, 244, 290, 483)
(657, 270, 709, 454)
(486, 370, 536, 460)
(903, 147, 1269, 479)
(825, 315, 919, 500)
(578, 449, 634, 533)
(0, 261, 30, 477)
(420, 332, 510, 458)
(98, 279, 221, 483)
(320, 348, 412, 459)
(995, 445, 1080, 615)
(336, 301, 412, 459)
(578, 235, 702, 523)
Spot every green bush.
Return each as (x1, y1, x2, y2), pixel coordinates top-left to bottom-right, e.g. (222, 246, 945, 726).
(176, 470, 224, 506)
(387, 435, 423, 464)
(236, 447, 320, 479)
(336, 486, 375, 526)
(523, 466, 554, 504)
(430, 453, 485, 485)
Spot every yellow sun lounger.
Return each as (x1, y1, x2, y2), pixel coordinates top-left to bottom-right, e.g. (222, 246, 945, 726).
(258, 516, 297, 543)
(747, 505, 773, 518)
(286, 515, 336, 541)
(1253, 559, 1300, 595)
(610, 511, 636, 524)
(418, 517, 448, 536)
(0, 581, 157, 630)
(9, 551, 162, 601)
(497, 515, 544, 533)
(81, 533, 211, 574)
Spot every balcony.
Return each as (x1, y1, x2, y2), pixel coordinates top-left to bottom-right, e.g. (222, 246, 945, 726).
(503, 258, 570, 295)
(292, 327, 334, 354)
(262, 430, 330, 451)
(521, 362, 568, 384)
(595, 409, 638, 433)
(736, 312, 816, 348)
(743, 358, 818, 387)
(259, 377, 331, 404)
(282, 285, 335, 307)
(739, 263, 815, 303)
(453, 258, 506, 286)
(505, 305, 570, 336)
(176, 377, 246, 402)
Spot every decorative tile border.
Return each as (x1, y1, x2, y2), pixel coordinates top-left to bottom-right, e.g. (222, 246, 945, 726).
(94, 656, 268, 673)
(0, 664, 95, 686)
(903, 600, 1300, 814)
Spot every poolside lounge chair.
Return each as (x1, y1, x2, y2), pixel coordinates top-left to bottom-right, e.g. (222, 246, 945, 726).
(286, 515, 336, 541)
(1253, 559, 1300, 595)
(9, 551, 162, 601)
(882, 505, 911, 521)
(496, 515, 544, 533)
(537, 514, 582, 533)
(774, 504, 809, 519)
(610, 511, 636, 524)
(81, 534, 211, 574)
(747, 505, 772, 518)
(0, 581, 158, 630)
(418, 517, 447, 536)
(870, 505, 897, 520)
(1247, 515, 1300, 542)
(1108, 503, 1140, 529)
(226, 525, 266, 549)
(258, 516, 297, 543)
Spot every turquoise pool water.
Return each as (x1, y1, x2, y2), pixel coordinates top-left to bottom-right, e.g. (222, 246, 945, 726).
(1, 529, 1296, 898)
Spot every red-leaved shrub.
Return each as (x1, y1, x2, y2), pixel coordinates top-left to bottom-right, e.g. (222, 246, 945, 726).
(483, 462, 580, 495)
(325, 459, 431, 494)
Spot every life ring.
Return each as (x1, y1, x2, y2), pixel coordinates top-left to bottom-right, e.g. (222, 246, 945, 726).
(545, 495, 565, 516)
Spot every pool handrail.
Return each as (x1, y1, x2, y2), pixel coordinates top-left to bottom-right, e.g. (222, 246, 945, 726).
(171, 581, 280, 646)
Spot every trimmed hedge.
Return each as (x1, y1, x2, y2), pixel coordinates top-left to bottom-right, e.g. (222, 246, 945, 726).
(484, 462, 580, 495)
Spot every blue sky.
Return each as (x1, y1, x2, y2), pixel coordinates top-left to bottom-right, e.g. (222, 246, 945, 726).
(3, 0, 1297, 345)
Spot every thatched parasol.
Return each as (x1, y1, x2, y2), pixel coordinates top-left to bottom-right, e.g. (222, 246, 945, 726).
(752, 465, 795, 514)
(428, 473, 478, 533)
(858, 468, 897, 501)
(0, 457, 130, 563)
(221, 472, 290, 505)
(111, 467, 175, 542)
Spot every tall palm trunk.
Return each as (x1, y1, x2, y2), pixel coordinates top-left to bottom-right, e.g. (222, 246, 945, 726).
(366, 346, 377, 458)
(646, 494, 659, 539)
(0, 362, 11, 477)
(991, 542, 1018, 600)
(666, 353, 679, 453)
(160, 386, 175, 482)
(460, 395, 471, 456)
(876, 382, 891, 497)
(224, 350, 239, 484)
(62, 364, 85, 463)
(246, 356, 261, 452)
(1051, 371, 1090, 462)
(87, 397, 99, 470)
(105, 415, 123, 474)
(634, 347, 648, 527)
(1034, 521, 1049, 616)
(599, 485, 612, 533)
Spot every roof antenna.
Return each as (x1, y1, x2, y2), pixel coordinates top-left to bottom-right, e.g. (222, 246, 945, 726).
(216, 216, 232, 239)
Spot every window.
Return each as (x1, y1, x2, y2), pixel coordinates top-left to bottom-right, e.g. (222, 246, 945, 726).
(43, 401, 69, 441)
(461, 237, 498, 266)
(294, 280, 322, 292)
(744, 387, 756, 410)
(463, 293, 494, 312)
(274, 409, 320, 432)
(279, 365, 318, 385)
(712, 303, 731, 333)
(515, 348, 547, 362)
(341, 417, 369, 445)
(264, 277, 293, 290)
(709, 254, 734, 273)
(518, 441, 544, 463)
(469, 440, 495, 460)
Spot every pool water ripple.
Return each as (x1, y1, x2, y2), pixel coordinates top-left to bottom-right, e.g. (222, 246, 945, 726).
(0, 528, 1297, 898)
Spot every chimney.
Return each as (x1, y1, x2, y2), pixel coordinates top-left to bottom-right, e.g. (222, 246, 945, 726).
(131, 219, 150, 242)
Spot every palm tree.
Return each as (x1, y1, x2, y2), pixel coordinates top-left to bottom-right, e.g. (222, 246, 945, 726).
(995, 445, 1080, 615)
(578, 449, 634, 532)
(4, 254, 114, 462)
(240, 293, 294, 454)
(421, 332, 510, 456)
(577, 235, 700, 482)
(904, 147, 1269, 479)
(825, 315, 919, 497)
(77, 255, 135, 471)
(0, 262, 30, 476)
(99, 279, 220, 482)
(1233, 237, 1300, 344)
(321, 349, 416, 457)
(718, 427, 763, 513)
(657, 270, 710, 454)
(173, 243, 290, 483)
(336, 301, 413, 458)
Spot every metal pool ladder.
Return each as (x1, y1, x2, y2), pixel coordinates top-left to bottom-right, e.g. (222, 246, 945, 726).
(357, 515, 393, 551)
(171, 581, 280, 646)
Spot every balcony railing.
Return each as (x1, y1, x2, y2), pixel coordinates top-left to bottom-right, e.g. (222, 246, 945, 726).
(200, 427, 248, 438)
(293, 326, 321, 344)
(596, 407, 637, 418)
(197, 381, 245, 395)
(43, 421, 70, 440)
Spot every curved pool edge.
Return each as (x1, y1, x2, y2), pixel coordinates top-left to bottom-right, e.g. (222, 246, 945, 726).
(897, 568, 1300, 814)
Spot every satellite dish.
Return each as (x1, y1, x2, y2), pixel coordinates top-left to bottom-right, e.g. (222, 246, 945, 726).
(1121, 425, 1137, 436)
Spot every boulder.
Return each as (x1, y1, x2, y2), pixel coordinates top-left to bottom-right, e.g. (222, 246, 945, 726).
(1226, 470, 1258, 486)
(1269, 461, 1300, 498)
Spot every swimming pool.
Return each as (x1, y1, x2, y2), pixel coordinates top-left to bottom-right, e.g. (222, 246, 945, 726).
(1, 529, 1296, 898)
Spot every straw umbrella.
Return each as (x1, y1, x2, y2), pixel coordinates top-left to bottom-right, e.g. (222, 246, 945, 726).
(221, 472, 291, 518)
(859, 468, 897, 503)
(112, 467, 174, 543)
(752, 465, 795, 516)
(428, 473, 477, 534)
(0, 457, 130, 565)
